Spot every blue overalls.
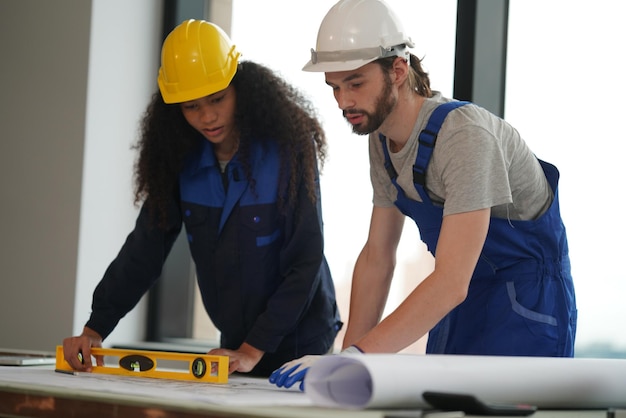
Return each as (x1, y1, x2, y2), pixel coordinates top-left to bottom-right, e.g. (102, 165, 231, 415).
(379, 101, 577, 356)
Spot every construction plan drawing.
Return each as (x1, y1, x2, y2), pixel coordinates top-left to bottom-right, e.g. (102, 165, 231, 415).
(305, 353, 626, 409)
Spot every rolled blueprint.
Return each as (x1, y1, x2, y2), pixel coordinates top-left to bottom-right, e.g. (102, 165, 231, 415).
(305, 353, 626, 409)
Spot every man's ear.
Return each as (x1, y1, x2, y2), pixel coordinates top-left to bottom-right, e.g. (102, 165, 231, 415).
(391, 56, 409, 85)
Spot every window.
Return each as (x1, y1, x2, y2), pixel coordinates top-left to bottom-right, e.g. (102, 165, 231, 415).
(506, 0, 626, 356)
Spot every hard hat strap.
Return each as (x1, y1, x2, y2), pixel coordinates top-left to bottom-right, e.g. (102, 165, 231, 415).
(310, 45, 409, 65)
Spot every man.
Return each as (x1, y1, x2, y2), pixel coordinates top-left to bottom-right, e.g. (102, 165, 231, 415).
(270, 0, 576, 390)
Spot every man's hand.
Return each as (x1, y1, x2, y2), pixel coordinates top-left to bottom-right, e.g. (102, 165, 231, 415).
(269, 355, 321, 391)
(269, 345, 362, 391)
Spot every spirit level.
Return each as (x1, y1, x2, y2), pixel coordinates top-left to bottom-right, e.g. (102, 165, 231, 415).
(55, 345, 228, 383)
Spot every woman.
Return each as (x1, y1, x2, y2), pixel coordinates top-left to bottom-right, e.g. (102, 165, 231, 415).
(63, 19, 341, 377)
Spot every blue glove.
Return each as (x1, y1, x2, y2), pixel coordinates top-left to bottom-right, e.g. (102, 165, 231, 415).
(269, 346, 363, 391)
(269, 355, 319, 391)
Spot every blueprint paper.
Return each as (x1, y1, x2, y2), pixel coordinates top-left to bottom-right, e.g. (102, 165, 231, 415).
(0, 366, 310, 407)
(305, 353, 626, 409)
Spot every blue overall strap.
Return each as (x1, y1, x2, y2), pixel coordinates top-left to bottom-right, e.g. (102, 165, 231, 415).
(379, 133, 409, 200)
(379, 133, 398, 180)
(413, 101, 470, 186)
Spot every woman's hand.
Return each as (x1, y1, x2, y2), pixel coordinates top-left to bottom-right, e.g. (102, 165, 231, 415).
(207, 342, 264, 374)
(62, 326, 103, 371)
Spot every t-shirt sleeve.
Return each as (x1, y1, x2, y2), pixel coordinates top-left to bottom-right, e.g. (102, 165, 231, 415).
(431, 123, 513, 216)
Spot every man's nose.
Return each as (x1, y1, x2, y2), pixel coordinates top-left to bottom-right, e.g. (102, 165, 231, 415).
(335, 90, 355, 110)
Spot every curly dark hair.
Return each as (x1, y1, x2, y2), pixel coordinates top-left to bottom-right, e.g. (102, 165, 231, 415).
(133, 61, 327, 228)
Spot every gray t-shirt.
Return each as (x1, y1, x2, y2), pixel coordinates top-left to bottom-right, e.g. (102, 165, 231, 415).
(369, 92, 552, 220)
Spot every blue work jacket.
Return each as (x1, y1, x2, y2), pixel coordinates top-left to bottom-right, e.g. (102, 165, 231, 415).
(87, 139, 341, 376)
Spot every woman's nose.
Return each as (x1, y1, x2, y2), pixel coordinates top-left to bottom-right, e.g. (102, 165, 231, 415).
(199, 106, 217, 123)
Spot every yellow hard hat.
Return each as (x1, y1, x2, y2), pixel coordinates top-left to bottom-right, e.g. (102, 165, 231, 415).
(158, 19, 241, 104)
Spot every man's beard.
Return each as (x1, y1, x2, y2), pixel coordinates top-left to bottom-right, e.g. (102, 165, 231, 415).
(344, 75, 396, 135)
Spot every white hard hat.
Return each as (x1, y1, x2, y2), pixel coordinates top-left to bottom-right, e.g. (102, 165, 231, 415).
(303, 0, 415, 72)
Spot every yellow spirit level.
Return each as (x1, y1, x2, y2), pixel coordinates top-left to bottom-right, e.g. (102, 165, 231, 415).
(55, 346, 228, 383)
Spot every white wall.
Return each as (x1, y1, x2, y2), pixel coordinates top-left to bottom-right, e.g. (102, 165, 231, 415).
(0, 0, 162, 351)
(0, 0, 90, 351)
(74, 0, 163, 347)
